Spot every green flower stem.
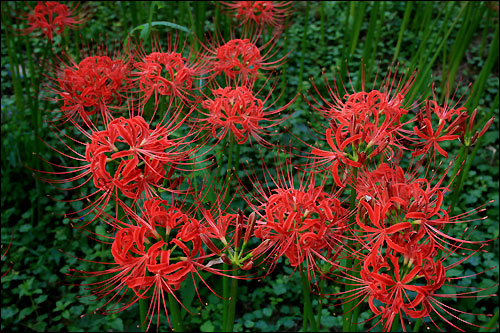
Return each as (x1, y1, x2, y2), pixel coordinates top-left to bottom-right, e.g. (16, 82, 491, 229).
(410, 2, 467, 103)
(393, 2, 413, 62)
(413, 318, 422, 332)
(222, 262, 229, 330)
(139, 297, 148, 332)
(342, 167, 358, 332)
(168, 293, 184, 332)
(315, 276, 325, 330)
(146, 1, 155, 41)
(222, 133, 236, 331)
(279, 15, 290, 104)
(225, 265, 239, 332)
(297, 1, 309, 92)
(391, 313, 400, 332)
(300, 269, 318, 332)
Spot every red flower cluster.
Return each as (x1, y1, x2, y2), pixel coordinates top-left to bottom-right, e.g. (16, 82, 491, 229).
(223, 1, 293, 30)
(29, 2, 495, 331)
(21, 1, 86, 42)
(300, 68, 496, 331)
(54, 54, 133, 125)
(199, 85, 293, 146)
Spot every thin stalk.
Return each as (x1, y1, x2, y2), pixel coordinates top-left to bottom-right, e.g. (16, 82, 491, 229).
(367, 1, 385, 83)
(225, 265, 239, 332)
(349, 2, 366, 56)
(222, 133, 235, 332)
(320, 2, 325, 49)
(298, 1, 310, 92)
(393, 1, 413, 62)
(280, 15, 290, 104)
(315, 276, 325, 330)
(479, 10, 491, 57)
(448, 144, 469, 221)
(408, 2, 467, 104)
(342, 167, 358, 332)
(146, 1, 155, 42)
(168, 293, 185, 332)
(185, 2, 196, 50)
(139, 298, 148, 332)
(222, 262, 229, 331)
(391, 313, 400, 332)
(362, 1, 380, 70)
(413, 318, 422, 332)
(224, 133, 235, 204)
(300, 269, 318, 332)
(130, 1, 139, 31)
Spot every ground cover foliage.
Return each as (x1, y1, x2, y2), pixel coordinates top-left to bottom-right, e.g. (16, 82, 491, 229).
(1, 1, 499, 332)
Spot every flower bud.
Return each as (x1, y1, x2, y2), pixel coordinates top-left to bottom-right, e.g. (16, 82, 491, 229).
(244, 212, 257, 244)
(241, 261, 253, 270)
(221, 253, 232, 265)
(201, 234, 221, 256)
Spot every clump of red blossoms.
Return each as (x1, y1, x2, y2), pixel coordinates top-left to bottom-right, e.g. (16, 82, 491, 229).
(239, 151, 351, 277)
(203, 34, 285, 84)
(49, 46, 135, 126)
(198, 83, 295, 146)
(222, 1, 293, 30)
(21, 1, 86, 42)
(85, 116, 187, 201)
(132, 36, 208, 110)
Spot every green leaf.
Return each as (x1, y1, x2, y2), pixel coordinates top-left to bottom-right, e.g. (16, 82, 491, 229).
(129, 21, 192, 39)
(200, 321, 215, 332)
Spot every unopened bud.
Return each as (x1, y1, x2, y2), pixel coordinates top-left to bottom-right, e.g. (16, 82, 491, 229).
(201, 234, 221, 255)
(469, 109, 477, 134)
(221, 253, 232, 265)
(251, 239, 271, 258)
(478, 116, 495, 138)
(244, 212, 257, 244)
(241, 261, 253, 270)
(234, 224, 241, 250)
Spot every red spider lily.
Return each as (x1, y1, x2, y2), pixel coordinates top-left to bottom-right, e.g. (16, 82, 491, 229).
(222, 1, 293, 30)
(132, 34, 208, 111)
(325, 236, 495, 332)
(201, 30, 286, 84)
(300, 66, 418, 184)
(411, 93, 469, 160)
(239, 150, 352, 278)
(352, 162, 493, 255)
(31, 112, 199, 226)
(197, 78, 296, 147)
(85, 116, 190, 200)
(46, 42, 135, 126)
(19, 1, 86, 42)
(66, 194, 245, 331)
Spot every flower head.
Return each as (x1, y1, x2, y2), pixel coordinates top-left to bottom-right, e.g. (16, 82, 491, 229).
(222, 1, 293, 30)
(202, 31, 286, 84)
(198, 81, 295, 146)
(132, 34, 208, 110)
(21, 1, 86, 42)
(240, 150, 350, 276)
(47, 43, 134, 126)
